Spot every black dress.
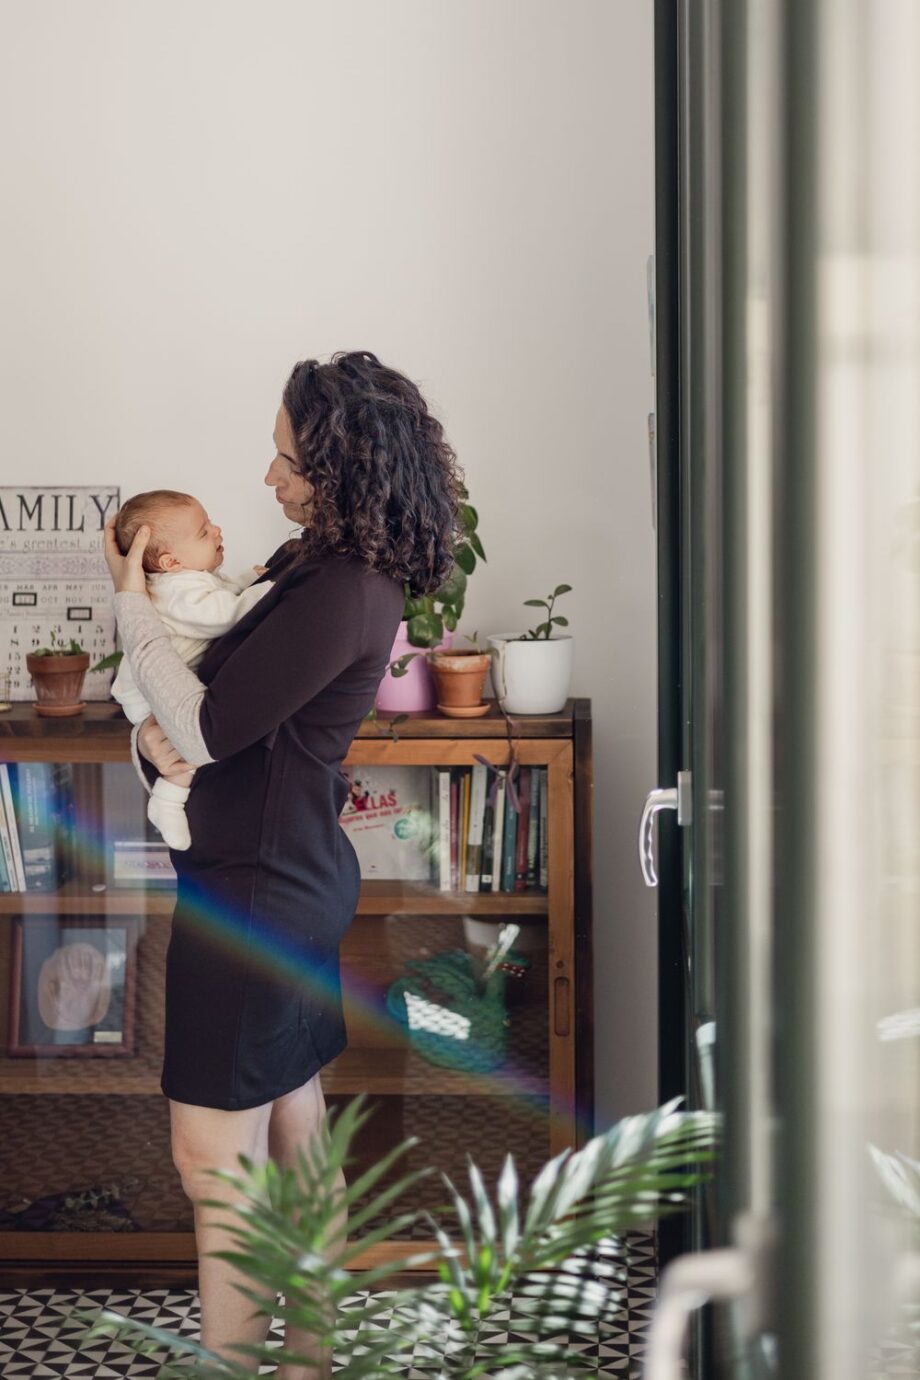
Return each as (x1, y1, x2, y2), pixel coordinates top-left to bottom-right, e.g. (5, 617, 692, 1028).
(160, 546, 404, 1110)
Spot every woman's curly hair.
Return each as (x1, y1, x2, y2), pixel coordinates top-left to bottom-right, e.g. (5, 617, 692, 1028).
(282, 351, 464, 595)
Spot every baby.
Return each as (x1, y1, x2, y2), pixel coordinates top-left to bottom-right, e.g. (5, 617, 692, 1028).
(111, 489, 271, 850)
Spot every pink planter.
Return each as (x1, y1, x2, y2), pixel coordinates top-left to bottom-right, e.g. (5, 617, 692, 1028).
(375, 621, 453, 713)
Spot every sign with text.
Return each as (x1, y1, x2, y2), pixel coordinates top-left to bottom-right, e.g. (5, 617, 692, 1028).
(0, 487, 120, 701)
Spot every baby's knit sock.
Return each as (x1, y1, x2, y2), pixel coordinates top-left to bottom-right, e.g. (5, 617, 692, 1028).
(147, 778, 192, 852)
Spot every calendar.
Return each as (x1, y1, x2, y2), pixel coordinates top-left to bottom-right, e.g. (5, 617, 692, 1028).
(0, 487, 120, 702)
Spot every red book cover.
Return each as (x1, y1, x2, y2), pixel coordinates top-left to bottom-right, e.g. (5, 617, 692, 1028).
(514, 767, 532, 892)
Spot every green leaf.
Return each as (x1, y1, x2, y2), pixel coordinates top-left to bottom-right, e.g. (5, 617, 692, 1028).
(406, 612, 444, 648)
(469, 531, 487, 562)
(551, 616, 569, 627)
(523, 599, 549, 608)
(442, 607, 459, 632)
(403, 594, 429, 620)
(454, 542, 476, 575)
(460, 502, 479, 532)
(497, 1153, 521, 1260)
(553, 583, 573, 596)
(437, 564, 468, 605)
(90, 650, 124, 673)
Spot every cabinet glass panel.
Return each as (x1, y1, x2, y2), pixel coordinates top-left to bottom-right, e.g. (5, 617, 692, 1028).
(0, 759, 553, 1240)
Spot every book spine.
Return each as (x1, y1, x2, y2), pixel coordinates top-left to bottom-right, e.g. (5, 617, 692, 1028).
(438, 769, 452, 891)
(514, 767, 532, 892)
(458, 768, 471, 892)
(526, 766, 541, 888)
(17, 762, 58, 892)
(465, 763, 488, 891)
(449, 771, 460, 891)
(479, 791, 495, 892)
(500, 786, 518, 893)
(490, 776, 506, 893)
(538, 766, 549, 890)
(0, 765, 26, 891)
(0, 792, 10, 892)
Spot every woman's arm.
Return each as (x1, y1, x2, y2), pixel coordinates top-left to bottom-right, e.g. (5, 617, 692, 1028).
(114, 561, 373, 764)
(113, 594, 214, 765)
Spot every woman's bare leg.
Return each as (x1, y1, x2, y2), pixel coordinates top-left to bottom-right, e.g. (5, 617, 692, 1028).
(170, 1098, 274, 1371)
(268, 1075, 345, 1380)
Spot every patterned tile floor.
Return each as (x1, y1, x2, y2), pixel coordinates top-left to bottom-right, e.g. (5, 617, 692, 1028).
(0, 1236, 657, 1377)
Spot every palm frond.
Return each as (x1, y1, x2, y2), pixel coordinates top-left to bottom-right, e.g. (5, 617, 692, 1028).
(81, 1096, 717, 1380)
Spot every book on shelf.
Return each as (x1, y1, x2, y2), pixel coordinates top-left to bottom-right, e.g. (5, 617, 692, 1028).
(449, 771, 460, 890)
(539, 765, 549, 888)
(527, 767, 542, 888)
(112, 839, 177, 886)
(13, 762, 75, 892)
(489, 772, 507, 893)
(330, 763, 548, 896)
(437, 769, 451, 892)
(0, 764, 26, 891)
(464, 763, 488, 892)
(501, 784, 519, 893)
(339, 765, 434, 881)
(456, 767, 471, 892)
(0, 788, 11, 892)
(514, 766, 532, 892)
(479, 782, 496, 891)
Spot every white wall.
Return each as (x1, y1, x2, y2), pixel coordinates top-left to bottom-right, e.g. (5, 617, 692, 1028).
(0, 0, 657, 1121)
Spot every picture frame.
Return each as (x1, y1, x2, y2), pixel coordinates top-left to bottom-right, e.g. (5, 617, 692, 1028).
(8, 915, 138, 1058)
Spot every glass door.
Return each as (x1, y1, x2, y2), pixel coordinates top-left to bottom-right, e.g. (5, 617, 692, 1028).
(650, 0, 920, 1376)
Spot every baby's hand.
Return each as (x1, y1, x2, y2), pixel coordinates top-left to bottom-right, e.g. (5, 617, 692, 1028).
(253, 564, 269, 576)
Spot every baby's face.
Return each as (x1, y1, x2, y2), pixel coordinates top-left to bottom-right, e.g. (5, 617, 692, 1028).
(156, 500, 224, 573)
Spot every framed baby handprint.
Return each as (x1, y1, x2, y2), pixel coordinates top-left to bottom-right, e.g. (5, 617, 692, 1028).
(8, 915, 138, 1057)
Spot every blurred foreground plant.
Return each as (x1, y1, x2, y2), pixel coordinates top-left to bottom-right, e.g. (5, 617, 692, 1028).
(86, 1096, 717, 1379)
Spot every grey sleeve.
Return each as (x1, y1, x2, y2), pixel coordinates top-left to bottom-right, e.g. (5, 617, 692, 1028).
(113, 593, 215, 766)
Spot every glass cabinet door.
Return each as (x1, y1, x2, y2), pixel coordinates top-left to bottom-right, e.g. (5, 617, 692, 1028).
(0, 722, 583, 1267)
(330, 740, 576, 1255)
(0, 757, 183, 1241)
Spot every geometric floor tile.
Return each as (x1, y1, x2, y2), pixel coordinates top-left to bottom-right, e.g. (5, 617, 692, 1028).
(0, 1234, 658, 1378)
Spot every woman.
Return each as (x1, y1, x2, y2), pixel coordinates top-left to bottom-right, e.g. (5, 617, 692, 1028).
(105, 351, 462, 1377)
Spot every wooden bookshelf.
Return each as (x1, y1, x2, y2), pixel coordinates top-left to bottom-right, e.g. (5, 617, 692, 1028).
(0, 700, 592, 1283)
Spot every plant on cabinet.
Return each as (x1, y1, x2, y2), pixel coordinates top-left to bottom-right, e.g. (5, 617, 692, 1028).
(489, 585, 575, 715)
(26, 637, 121, 718)
(376, 495, 486, 714)
(428, 632, 492, 719)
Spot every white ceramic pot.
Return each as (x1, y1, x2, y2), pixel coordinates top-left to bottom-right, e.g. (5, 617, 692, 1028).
(487, 634, 574, 715)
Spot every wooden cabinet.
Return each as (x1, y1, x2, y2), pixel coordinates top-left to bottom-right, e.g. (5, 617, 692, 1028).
(0, 700, 592, 1283)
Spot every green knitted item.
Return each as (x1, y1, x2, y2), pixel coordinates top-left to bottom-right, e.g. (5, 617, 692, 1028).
(386, 950, 510, 1072)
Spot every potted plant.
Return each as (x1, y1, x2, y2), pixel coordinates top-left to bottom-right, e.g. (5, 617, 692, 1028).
(26, 633, 92, 718)
(375, 495, 486, 714)
(428, 632, 492, 718)
(489, 584, 574, 715)
(86, 1094, 716, 1378)
(26, 637, 121, 718)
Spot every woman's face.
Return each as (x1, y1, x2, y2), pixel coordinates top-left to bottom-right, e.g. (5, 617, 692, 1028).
(265, 405, 315, 525)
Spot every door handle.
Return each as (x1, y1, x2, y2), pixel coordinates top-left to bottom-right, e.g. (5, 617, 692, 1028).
(644, 1246, 755, 1380)
(639, 771, 692, 887)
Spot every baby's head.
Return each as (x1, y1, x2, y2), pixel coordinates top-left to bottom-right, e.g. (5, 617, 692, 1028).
(115, 490, 224, 575)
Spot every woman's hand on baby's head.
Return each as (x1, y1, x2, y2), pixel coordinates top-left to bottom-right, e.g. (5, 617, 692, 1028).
(104, 515, 150, 595)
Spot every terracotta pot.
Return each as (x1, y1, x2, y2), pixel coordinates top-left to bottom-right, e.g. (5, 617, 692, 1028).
(26, 652, 90, 718)
(428, 650, 492, 717)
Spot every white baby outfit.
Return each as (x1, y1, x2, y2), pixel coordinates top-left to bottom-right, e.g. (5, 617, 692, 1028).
(112, 566, 270, 849)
